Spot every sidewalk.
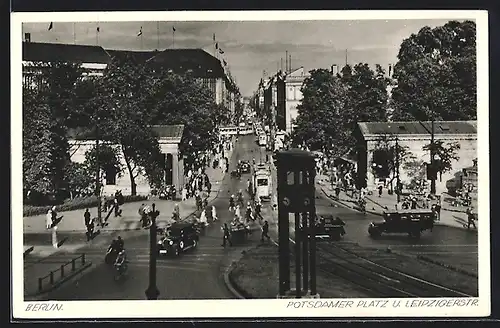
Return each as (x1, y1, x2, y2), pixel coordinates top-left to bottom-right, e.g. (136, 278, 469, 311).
(23, 144, 233, 255)
(315, 175, 473, 231)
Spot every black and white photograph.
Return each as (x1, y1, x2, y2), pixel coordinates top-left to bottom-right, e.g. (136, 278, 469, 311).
(11, 10, 489, 318)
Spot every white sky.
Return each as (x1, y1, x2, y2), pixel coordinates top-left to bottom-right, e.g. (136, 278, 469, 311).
(23, 19, 461, 97)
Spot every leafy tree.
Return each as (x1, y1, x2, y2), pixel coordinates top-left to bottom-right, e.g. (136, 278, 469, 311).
(423, 140, 461, 180)
(147, 69, 221, 162)
(23, 88, 55, 197)
(96, 55, 164, 195)
(342, 63, 390, 128)
(23, 61, 85, 194)
(291, 69, 350, 156)
(391, 20, 476, 121)
(372, 135, 416, 191)
(63, 162, 94, 199)
(403, 159, 427, 191)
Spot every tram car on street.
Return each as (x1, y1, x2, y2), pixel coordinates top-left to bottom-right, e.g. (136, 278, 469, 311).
(252, 167, 272, 201)
(368, 209, 436, 240)
(238, 160, 251, 174)
(315, 214, 346, 241)
(157, 222, 199, 257)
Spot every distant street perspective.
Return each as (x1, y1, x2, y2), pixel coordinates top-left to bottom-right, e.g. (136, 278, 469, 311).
(21, 18, 479, 301)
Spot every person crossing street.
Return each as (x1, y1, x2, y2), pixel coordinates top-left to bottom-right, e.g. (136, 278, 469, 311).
(221, 223, 232, 247)
(261, 220, 271, 243)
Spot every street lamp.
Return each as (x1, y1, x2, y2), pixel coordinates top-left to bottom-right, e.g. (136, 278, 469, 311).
(145, 203, 160, 300)
(95, 117, 102, 227)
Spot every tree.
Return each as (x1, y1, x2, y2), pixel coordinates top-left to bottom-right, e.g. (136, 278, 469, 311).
(423, 140, 460, 180)
(292, 69, 350, 156)
(403, 159, 427, 191)
(372, 135, 416, 191)
(391, 20, 476, 121)
(23, 61, 85, 194)
(342, 63, 390, 128)
(63, 162, 94, 199)
(96, 54, 164, 195)
(147, 69, 221, 162)
(23, 88, 56, 199)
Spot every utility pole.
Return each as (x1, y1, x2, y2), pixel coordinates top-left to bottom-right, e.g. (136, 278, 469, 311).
(430, 119, 436, 194)
(395, 137, 401, 203)
(145, 203, 160, 300)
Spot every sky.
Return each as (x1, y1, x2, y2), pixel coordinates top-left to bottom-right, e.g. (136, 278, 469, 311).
(22, 19, 462, 97)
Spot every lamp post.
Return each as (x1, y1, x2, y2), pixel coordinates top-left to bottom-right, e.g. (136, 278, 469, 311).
(395, 137, 401, 203)
(95, 117, 102, 227)
(418, 120, 436, 195)
(145, 203, 160, 300)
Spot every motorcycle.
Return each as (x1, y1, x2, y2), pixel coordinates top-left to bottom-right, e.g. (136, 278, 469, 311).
(105, 248, 119, 264)
(114, 261, 128, 281)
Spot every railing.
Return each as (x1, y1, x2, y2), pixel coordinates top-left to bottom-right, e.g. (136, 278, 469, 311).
(38, 254, 86, 292)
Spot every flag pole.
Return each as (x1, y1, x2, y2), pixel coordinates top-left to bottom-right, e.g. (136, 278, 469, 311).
(172, 27, 175, 48)
(157, 22, 160, 50)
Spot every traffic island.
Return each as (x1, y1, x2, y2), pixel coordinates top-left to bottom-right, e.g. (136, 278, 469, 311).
(227, 243, 371, 299)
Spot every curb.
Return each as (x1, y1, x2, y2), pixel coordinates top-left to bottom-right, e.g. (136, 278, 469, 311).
(223, 245, 262, 300)
(319, 187, 383, 217)
(223, 260, 247, 299)
(26, 261, 93, 300)
(417, 255, 478, 278)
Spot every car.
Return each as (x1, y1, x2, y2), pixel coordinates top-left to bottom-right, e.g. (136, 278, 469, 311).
(315, 214, 346, 241)
(238, 160, 251, 173)
(157, 222, 199, 257)
(368, 209, 435, 239)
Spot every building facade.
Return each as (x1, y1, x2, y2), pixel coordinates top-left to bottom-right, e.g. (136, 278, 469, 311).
(68, 125, 185, 196)
(284, 67, 309, 133)
(354, 121, 477, 195)
(22, 41, 238, 110)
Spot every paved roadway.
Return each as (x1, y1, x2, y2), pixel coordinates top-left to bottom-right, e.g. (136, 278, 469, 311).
(39, 135, 265, 300)
(35, 134, 477, 300)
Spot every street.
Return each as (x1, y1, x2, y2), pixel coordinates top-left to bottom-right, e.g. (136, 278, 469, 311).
(30, 134, 477, 300)
(37, 135, 265, 300)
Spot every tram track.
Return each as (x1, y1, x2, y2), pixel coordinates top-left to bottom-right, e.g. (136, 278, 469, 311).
(316, 242, 474, 298)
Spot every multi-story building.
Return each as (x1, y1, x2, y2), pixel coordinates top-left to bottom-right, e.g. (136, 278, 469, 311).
(22, 41, 238, 110)
(284, 67, 309, 133)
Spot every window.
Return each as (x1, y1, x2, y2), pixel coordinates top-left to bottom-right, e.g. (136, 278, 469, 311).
(257, 179, 268, 186)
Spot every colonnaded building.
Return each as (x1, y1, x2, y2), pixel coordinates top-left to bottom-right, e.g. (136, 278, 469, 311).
(67, 125, 185, 196)
(354, 120, 477, 196)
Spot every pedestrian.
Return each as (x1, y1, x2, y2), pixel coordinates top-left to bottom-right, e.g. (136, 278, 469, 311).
(211, 205, 218, 221)
(221, 223, 232, 247)
(114, 197, 122, 217)
(435, 195, 442, 221)
(235, 204, 241, 219)
(84, 208, 92, 241)
(181, 186, 187, 201)
(378, 185, 383, 197)
(207, 181, 212, 195)
(466, 206, 476, 230)
(46, 207, 53, 229)
(172, 203, 180, 222)
(261, 221, 271, 243)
